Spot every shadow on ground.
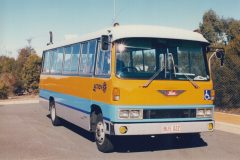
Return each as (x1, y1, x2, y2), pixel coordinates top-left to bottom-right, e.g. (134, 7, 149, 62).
(47, 114, 207, 153)
(47, 114, 95, 142)
(112, 134, 207, 153)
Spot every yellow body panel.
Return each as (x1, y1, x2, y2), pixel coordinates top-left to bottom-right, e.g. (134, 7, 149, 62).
(40, 45, 213, 106)
(111, 78, 213, 105)
(40, 75, 113, 104)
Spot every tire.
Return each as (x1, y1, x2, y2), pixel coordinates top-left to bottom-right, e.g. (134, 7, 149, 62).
(94, 114, 114, 153)
(50, 101, 61, 126)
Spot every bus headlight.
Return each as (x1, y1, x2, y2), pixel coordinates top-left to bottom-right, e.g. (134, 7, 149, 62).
(119, 110, 129, 119)
(205, 109, 212, 117)
(196, 109, 205, 117)
(130, 110, 143, 119)
(196, 108, 213, 118)
(119, 109, 143, 119)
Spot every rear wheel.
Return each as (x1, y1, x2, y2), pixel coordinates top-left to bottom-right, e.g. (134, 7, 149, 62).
(95, 114, 114, 153)
(50, 101, 61, 126)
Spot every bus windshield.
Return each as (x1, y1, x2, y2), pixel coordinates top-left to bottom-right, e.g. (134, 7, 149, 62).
(115, 38, 209, 81)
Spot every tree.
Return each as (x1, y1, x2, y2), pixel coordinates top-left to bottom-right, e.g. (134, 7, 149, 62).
(17, 47, 32, 68)
(200, 10, 240, 110)
(0, 56, 17, 98)
(0, 73, 16, 98)
(0, 47, 42, 99)
(0, 56, 17, 74)
(0, 83, 8, 99)
(15, 47, 41, 94)
(199, 9, 224, 44)
(225, 19, 240, 41)
(21, 53, 41, 93)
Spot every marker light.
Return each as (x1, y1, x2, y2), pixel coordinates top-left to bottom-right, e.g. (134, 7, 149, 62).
(208, 123, 214, 130)
(119, 126, 128, 134)
(112, 88, 120, 101)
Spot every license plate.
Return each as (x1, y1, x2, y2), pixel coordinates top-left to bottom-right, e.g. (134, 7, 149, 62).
(162, 124, 181, 133)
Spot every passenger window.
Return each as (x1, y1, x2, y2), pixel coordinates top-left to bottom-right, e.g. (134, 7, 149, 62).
(79, 42, 88, 74)
(88, 40, 97, 74)
(56, 48, 64, 73)
(71, 43, 81, 73)
(95, 44, 111, 76)
(43, 51, 50, 73)
(63, 46, 72, 73)
(50, 50, 58, 73)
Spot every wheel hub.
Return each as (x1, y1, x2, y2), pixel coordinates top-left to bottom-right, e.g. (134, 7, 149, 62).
(51, 106, 56, 121)
(95, 121, 105, 145)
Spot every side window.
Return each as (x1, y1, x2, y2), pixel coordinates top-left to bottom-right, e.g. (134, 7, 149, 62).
(88, 40, 97, 74)
(43, 51, 50, 73)
(95, 44, 111, 76)
(71, 43, 81, 73)
(56, 48, 64, 73)
(79, 42, 88, 74)
(50, 50, 57, 73)
(63, 46, 72, 73)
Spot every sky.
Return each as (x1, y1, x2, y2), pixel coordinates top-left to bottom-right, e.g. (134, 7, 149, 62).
(0, 0, 240, 58)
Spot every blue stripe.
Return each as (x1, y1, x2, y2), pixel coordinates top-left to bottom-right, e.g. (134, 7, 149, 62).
(39, 89, 214, 123)
(56, 101, 90, 115)
(39, 94, 110, 120)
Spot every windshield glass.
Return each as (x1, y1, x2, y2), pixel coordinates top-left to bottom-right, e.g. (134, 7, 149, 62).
(115, 38, 209, 81)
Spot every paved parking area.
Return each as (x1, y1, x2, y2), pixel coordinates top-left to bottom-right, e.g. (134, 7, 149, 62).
(0, 103, 240, 160)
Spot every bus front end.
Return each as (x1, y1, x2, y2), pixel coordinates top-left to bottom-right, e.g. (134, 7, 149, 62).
(109, 38, 214, 136)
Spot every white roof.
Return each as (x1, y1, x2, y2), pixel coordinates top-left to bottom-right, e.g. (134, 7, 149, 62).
(111, 25, 208, 43)
(44, 25, 208, 51)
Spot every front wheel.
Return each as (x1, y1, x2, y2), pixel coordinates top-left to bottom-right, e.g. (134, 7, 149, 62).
(95, 114, 114, 152)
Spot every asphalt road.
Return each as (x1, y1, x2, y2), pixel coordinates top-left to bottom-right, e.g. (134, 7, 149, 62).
(0, 103, 240, 160)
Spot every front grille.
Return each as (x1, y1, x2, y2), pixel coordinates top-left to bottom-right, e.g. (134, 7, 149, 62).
(143, 109, 196, 119)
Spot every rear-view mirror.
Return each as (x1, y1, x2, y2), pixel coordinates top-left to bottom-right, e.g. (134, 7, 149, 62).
(101, 35, 110, 51)
(216, 50, 225, 66)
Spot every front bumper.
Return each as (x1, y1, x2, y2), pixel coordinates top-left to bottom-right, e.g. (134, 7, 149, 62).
(113, 120, 214, 135)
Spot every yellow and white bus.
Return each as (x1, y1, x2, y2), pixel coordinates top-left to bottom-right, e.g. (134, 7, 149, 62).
(39, 25, 223, 152)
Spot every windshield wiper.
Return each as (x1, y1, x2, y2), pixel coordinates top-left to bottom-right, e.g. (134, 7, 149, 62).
(183, 74, 199, 89)
(141, 68, 163, 88)
(173, 72, 199, 89)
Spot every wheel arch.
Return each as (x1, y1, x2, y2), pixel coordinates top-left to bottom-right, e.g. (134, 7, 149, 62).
(90, 104, 103, 131)
(49, 96, 54, 110)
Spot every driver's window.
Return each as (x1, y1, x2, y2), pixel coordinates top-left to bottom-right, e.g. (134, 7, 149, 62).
(132, 50, 143, 71)
(132, 49, 156, 73)
(116, 52, 130, 72)
(143, 49, 155, 72)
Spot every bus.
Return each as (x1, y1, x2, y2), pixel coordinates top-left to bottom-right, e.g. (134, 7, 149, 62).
(39, 25, 224, 152)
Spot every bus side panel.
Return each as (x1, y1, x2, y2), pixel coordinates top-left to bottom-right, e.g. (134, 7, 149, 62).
(56, 102, 90, 131)
(40, 87, 92, 131)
